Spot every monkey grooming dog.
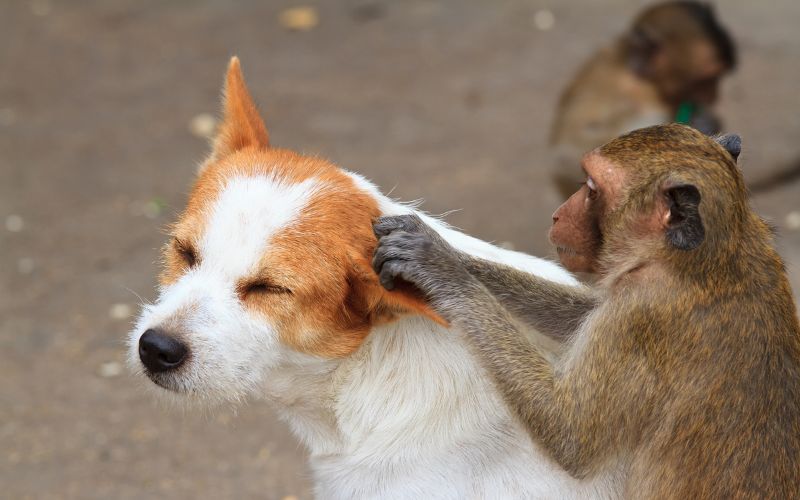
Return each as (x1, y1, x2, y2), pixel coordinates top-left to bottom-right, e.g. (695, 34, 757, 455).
(374, 125, 800, 499)
(550, 1, 737, 198)
(127, 58, 621, 498)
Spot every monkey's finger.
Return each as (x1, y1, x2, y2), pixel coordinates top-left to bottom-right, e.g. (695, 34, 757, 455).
(387, 231, 434, 250)
(372, 244, 408, 274)
(373, 216, 407, 238)
(373, 214, 424, 238)
(379, 261, 405, 290)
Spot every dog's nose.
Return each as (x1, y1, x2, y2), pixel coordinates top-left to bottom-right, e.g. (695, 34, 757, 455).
(139, 328, 188, 373)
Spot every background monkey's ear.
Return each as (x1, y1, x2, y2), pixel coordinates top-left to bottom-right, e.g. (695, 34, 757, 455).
(664, 183, 705, 251)
(209, 57, 270, 161)
(714, 134, 741, 162)
(623, 26, 660, 74)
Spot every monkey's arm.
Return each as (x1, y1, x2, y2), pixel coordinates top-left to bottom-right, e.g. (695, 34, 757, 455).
(372, 215, 631, 477)
(372, 215, 596, 340)
(461, 256, 597, 340)
(444, 289, 617, 478)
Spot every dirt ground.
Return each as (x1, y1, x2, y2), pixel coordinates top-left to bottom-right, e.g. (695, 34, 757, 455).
(1, 1, 799, 499)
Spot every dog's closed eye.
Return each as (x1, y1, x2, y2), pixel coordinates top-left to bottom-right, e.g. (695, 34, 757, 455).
(238, 280, 293, 299)
(174, 238, 198, 268)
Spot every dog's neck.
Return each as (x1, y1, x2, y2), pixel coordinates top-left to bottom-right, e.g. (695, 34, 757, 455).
(260, 316, 619, 499)
(263, 315, 522, 466)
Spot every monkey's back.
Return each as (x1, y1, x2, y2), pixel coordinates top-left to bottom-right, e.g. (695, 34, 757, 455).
(550, 46, 662, 150)
(631, 271, 800, 499)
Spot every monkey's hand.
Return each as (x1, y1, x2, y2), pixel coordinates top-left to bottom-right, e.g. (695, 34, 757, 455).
(372, 214, 480, 317)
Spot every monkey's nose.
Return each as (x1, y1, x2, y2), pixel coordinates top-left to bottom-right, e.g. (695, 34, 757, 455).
(139, 328, 188, 373)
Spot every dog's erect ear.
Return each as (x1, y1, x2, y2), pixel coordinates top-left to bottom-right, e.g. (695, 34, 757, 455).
(347, 255, 448, 329)
(210, 57, 270, 161)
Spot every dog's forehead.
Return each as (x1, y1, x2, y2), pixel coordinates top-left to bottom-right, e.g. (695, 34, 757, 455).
(200, 174, 322, 277)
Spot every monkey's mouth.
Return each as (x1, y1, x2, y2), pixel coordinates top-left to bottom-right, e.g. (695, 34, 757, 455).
(556, 246, 579, 257)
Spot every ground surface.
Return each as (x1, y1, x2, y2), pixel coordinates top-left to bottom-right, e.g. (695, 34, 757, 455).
(1, 1, 799, 499)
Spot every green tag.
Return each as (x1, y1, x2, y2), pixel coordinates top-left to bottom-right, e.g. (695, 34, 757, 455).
(675, 101, 695, 124)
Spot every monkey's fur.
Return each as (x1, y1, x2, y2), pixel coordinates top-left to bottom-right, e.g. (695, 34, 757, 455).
(550, 1, 736, 198)
(373, 125, 800, 498)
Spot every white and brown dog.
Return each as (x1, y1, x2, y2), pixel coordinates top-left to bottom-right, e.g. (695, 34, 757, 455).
(128, 58, 616, 499)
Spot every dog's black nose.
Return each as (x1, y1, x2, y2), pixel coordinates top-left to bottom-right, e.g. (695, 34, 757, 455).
(139, 329, 188, 373)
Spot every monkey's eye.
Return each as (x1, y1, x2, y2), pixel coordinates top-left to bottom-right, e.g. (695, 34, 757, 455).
(586, 177, 599, 199)
(174, 239, 198, 268)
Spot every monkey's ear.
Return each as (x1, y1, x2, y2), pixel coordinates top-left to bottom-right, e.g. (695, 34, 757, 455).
(714, 134, 741, 162)
(625, 27, 660, 74)
(663, 183, 705, 251)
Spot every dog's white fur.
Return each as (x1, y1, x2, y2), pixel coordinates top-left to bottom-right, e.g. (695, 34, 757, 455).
(129, 167, 619, 498)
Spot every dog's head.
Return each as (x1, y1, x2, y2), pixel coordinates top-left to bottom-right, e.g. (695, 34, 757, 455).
(128, 58, 443, 403)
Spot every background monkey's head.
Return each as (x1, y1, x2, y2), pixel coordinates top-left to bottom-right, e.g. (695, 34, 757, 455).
(624, 1, 737, 108)
(550, 124, 749, 277)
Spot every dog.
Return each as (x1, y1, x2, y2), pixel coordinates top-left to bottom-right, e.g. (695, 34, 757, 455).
(128, 58, 618, 499)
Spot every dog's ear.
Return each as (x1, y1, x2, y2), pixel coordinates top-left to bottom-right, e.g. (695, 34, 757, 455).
(209, 57, 270, 162)
(376, 285, 449, 327)
(347, 255, 448, 328)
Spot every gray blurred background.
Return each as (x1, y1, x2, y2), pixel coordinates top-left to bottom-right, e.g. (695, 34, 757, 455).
(1, 1, 798, 498)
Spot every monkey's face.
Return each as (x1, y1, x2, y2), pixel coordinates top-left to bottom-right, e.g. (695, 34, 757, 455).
(651, 39, 727, 106)
(548, 153, 621, 273)
(551, 125, 743, 275)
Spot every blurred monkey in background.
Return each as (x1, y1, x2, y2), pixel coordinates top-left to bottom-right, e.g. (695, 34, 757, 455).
(550, 1, 737, 198)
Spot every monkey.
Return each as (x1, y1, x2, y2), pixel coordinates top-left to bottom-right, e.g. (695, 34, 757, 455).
(550, 1, 737, 198)
(372, 124, 800, 499)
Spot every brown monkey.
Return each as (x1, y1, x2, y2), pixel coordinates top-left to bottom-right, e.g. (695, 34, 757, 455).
(550, 1, 737, 198)
(372, 124, 800, 499)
